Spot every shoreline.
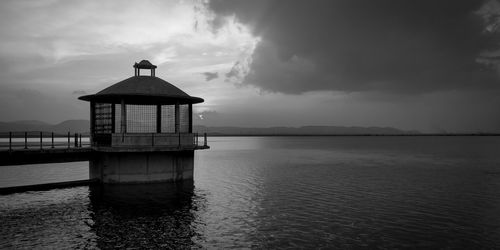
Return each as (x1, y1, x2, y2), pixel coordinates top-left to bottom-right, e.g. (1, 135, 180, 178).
(204, 133, 500, 137)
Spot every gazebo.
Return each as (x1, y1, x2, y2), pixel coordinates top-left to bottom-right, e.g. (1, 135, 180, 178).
(78, 60, 208, 183)
(79, 60, 204, 149)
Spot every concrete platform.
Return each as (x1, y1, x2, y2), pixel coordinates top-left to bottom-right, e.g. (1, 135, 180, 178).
(90, 150, 195, 183)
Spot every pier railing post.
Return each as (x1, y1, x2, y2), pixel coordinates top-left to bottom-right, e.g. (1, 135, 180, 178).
(152, 133, 154, 147)
(74, 133, 77, 148)
(40, 131, 43, 150)
(79, 134, 82, 147)
(51, 132, 54, 148)
(9, 132, 12, 151)
(24, 132, 28, 149)
(178, 132, 181, 148)
(204, 132, 207, 147)
(67, 132, 70, 148)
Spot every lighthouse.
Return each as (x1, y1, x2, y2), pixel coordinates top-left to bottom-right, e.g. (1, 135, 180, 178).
(79, 60, 208, 183)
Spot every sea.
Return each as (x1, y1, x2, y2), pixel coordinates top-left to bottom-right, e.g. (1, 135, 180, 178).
(1, 136, 499, 249)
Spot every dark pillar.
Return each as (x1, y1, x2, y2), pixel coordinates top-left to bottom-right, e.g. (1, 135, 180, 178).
(188, 104, 192, 133)
(121, 100, 127, 133)
(111, 103, 116, 133)
(175, 102, 179, 133)
(90, 102, 95, 145)
(156, 105, 161, 133)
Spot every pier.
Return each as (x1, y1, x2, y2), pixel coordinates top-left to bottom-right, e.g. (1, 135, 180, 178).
(0, 131, 207, 166)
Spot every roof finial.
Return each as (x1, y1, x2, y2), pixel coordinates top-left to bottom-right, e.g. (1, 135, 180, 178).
(133, 60, 157, 76)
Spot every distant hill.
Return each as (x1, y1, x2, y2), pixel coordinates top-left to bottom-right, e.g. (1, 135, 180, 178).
(52, 120, 90, 134)
(0, 120, 90, 134)
(0, 120, 419, 135)
(193, 125, 420, 135)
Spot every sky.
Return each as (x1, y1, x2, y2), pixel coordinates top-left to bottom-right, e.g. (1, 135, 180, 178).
(0, 0, 499, 133)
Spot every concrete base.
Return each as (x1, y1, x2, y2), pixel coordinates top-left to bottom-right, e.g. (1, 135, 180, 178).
(90, 150, 194, 183)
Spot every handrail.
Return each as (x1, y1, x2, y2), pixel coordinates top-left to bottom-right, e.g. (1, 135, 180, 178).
(108, 132, 208, 148)
(0, 131, 90, 151)
(0, 131, 208, 151)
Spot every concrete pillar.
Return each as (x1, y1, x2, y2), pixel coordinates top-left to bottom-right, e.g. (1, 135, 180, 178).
(89, 151, 194, 183)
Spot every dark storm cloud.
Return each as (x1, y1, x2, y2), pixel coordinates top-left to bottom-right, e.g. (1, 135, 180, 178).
(202, 71, 219, 81)
(210, 0, 500, 94)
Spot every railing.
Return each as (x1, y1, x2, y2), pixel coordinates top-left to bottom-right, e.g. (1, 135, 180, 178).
(0, 132, 90, 151)
(194, 132, 209, 148)
(109, 132, 208, 148)
(0, 131, 207, 151)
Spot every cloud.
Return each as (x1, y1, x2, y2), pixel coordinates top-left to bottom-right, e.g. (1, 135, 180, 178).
(193, 110, 220, 125)
(0, 0, 258, 123)
(0, 87, 87, 123)
(202, 71, 219, 81)
(0, 0, 498, 132)
(209, 0, 500, 94)
(72, 90, 87, 95)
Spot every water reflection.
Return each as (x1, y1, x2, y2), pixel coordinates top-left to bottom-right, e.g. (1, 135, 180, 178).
(88, 181, 202, 249)
(2, 137, 500, 248)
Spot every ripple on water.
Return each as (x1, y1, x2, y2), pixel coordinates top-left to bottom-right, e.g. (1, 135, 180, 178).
(1, 136, 500, 248)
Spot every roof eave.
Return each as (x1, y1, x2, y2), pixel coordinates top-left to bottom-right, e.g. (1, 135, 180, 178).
(78, 94, 204, 105)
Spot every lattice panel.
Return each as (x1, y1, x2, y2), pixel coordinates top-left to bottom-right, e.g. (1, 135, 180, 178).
(126, 105, 156, 133)
(161, 105, 175, 133)
(109, 104, 190, 134)
(94, 103, 113, 134)
(179, 104, 189, 133)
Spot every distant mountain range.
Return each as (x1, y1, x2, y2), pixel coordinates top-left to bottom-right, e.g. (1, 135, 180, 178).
(0, 120, 90, 134)
(0, 120, 420, 135)
(193, 125, 420, 135)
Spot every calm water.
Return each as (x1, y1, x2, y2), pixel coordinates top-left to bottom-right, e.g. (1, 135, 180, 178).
(1, 136, 500, 249)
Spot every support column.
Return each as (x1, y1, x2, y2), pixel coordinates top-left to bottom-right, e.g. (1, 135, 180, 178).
(175, 102, 179, 133)
(111, 103, 116, 133)
(188, 104, 192, 133)
(121, 100, 127, 133)
(156, 105, 161, 133)
(90, 102, 95, 145)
